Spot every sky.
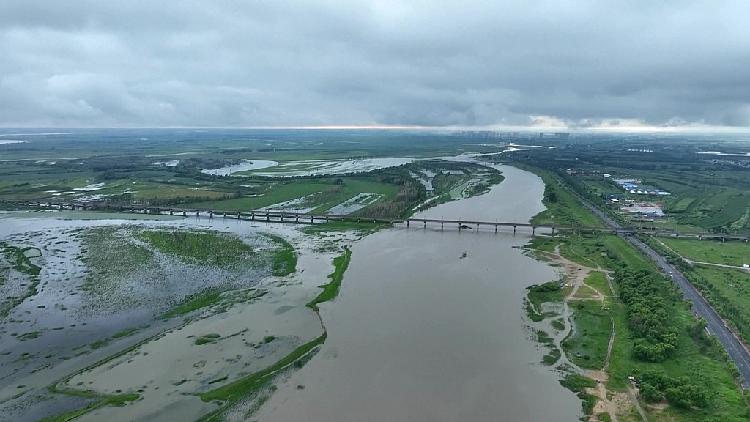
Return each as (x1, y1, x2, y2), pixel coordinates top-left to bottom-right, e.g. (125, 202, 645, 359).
(1, 0, 749, 129)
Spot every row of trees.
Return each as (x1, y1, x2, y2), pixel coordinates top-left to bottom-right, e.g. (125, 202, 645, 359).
(638, 370, 710, 409)
(616, 269, 680, 362)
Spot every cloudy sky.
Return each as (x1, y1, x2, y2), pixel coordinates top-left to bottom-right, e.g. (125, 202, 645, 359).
(1, 0, 749, 129)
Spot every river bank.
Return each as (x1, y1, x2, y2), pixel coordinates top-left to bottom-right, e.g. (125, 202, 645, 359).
(253, 164, 582, 421)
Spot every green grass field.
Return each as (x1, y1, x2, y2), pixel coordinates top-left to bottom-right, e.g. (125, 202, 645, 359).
(686, 266, 750, 344)
(585, 271, 612, 297)
(659, 237, 750, 267)
(513, 165, 603, 228)
(563, 300, 611, 369)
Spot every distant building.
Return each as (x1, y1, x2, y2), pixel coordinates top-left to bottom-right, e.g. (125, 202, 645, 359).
(621, 202, 664, 218)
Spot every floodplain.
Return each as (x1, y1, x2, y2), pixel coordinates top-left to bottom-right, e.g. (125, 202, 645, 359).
(1, 129, 750, 422)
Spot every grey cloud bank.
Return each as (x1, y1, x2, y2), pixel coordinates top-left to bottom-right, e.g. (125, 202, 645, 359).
(1, 0, 749, 128)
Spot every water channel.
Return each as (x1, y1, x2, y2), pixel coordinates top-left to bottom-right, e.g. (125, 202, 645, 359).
(255, 165, 581, 421)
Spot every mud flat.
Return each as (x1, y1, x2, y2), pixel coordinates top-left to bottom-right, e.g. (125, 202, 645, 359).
(254, 165, 581, 422)
(0, 213, 353, 421)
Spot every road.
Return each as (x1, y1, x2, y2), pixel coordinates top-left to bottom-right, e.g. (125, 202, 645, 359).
(577, 193, 750, 388)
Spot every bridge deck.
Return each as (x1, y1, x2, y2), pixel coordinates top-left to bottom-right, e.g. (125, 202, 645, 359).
(3, 201, 750, 241)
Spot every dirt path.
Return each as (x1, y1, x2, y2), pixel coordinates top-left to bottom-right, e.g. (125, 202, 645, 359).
(627, 384, 649, 422)
(534, 247, 627, 422)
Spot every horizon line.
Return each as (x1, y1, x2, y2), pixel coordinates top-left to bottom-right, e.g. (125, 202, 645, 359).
(1, 124, 750, 135)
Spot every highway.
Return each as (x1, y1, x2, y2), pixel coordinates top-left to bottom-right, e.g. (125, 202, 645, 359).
(579, 194, 750, 388)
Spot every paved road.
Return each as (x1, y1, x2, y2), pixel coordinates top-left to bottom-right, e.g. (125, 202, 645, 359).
(576, 193, 750, 388)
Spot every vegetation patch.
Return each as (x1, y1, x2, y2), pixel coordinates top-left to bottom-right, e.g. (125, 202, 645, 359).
(527, 281, 563, 309)
(197, 333, 326, 420)
(17, 331, 41, 341)
(301, 220, 388, 235)
(660, 237, 750, 267)
(637, 370, 710, 409)
(162, 288, 223, 319)
(42, 385, 139, 422)
(264, 234, 297, 276)
(140, 229, 257, 268)
(559, 373, 598, 417)
(195, 333, 221, 345)
(0, 242, 43, 317)
(1, 243, 42, 276)
(616, 269, 680, 362)
(111, 327, 139, 339)
(307, 248, 352, 311)
(562, 301, 611, 369)
(684, 265, 750, 345)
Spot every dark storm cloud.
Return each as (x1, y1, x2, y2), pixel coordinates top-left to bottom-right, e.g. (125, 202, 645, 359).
(1, 0, 748, 128)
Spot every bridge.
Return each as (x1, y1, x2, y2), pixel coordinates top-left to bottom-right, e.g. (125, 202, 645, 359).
(3, 200, 750, 241)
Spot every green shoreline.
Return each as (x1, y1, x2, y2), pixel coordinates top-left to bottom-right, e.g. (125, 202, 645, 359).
(519, 163, 750, 421)
(196, 247, 353, 421)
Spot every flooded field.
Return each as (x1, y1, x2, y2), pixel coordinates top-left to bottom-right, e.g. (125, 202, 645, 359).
(0, 164, 580, 421)
(201, 160, 279, 176)
(254, 165, 581, 421)
(249, 157, 414, 177)
(0, 213, 352, 421)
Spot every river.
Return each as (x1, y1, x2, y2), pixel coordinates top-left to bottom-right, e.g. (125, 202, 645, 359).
(254, 165, 581, 421)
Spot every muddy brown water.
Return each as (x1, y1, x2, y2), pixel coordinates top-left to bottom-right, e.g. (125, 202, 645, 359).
(254, 165, 581, 421)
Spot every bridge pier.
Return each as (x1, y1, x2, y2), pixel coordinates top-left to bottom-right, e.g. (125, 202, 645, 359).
(532, 226, 536, 236)
(182, 211, 187, 217)
(551, 226, 555, 235)
(423, 220, 426, 229)
(513, 225, 516, 234)
(169, 210, 173, 216)
(251, 212, 255, 221)
(209, 211, 213, 219)
(458, 222, 462, 231)
(267, 213, 270, 222)
(441, 221, 444, 231)
(310, 215, 314, 223)
(296, 215, 299, 223)
(406, 220, 410, 228)
(495, 224, 498, 233)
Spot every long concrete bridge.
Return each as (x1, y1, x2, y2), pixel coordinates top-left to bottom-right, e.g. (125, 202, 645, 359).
(3, 200, 750, 241)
